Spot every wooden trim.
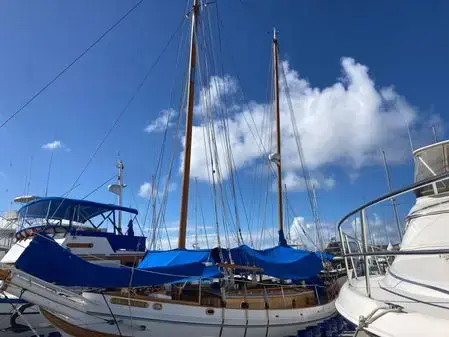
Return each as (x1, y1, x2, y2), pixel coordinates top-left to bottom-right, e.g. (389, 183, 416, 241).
(216, 262, 264, 272)
(41, 309, 129, 337)
(110, 297, 149, 308)
(66, 242, 93, 248)
(104, 291, 204, 307)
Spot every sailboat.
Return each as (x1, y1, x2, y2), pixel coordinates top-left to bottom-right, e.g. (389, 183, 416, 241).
(336, 139, 449, 336)
(0, 1, 340, 336)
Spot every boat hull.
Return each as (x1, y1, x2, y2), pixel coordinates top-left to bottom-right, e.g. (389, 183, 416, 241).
(3, 274, 337, 337)
(40, 297, 337, 337)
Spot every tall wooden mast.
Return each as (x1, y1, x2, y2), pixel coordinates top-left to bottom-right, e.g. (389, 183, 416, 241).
(273, 28, 285, 237)
(178, 0, 199, 249)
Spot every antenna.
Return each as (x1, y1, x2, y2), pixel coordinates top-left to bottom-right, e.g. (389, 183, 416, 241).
(108, 160, 126, 233)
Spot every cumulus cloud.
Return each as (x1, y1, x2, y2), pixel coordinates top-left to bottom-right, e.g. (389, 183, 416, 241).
(289, 216, 337, 250)
(182, 57, 418, 183)
(279, 172, 336, 192)
(42, 140, 65, 150)
(138, 180, 176, 199)
(145, 109, 177, 134)
(196, 75, 238, 116)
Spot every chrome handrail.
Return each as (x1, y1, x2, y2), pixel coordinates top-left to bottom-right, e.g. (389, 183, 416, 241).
(337, 171, 449, 232)
(337, 171, 449, 296)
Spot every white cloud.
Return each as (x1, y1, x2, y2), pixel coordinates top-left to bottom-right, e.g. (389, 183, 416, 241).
(138, 182, 154, 199)
(196, 75, 238, 116)
(42, 140, 65, 150)
(144, 109, 177, 134)
(138, 180, 176, 199)
(279, 172, 336, 192)
(182, 57, 419, 183)
(289, 216, 337, 250)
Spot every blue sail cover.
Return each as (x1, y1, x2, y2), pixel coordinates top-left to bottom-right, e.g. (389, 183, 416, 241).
(315, 251, 334, 262)
(215, 245, 324, 280)
(137, 248, 221, 280)
(15, 235, 221, 288)
(138, 249, 213, 268)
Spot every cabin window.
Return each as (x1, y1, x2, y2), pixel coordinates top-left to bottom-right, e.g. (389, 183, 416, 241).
(414, 142, 449, 196)
(206, 308, 215, 315)
(240, 302, 249, 309)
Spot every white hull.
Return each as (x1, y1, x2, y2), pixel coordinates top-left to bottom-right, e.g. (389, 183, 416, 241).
(336, 278, 449, 337)
(42, 296, 337, 337)
(3, 270, 337, 337)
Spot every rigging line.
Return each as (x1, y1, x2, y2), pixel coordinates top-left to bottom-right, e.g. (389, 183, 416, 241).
(70, 15, 186, 192)
(146, 15, 190, 237)
(279, 53, 323, 250)
(46, 14, 187, 228)
(59, 183, 81, 197)
(206, 4, 241, 241)
(81, 174, 116, 200)
(148, 45, 189, 244)
(197, 181, 210, 249)
(149, 9, 189, 212)
(101, 292, 123, 336)
(196, 28, 223, 248)
(44, 150, 54, 197)
(0, 0, 146, 130)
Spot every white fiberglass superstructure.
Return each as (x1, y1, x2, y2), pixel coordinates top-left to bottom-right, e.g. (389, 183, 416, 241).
(336, 139, 449, 337)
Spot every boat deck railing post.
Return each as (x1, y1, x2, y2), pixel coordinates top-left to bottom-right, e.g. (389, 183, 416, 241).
(337, 171, 449, 298)
(360, 209, 371, 298)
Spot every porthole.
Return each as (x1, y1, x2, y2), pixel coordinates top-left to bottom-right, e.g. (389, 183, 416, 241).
(152, 303, 163, 311)
(206, 308, 215, 315)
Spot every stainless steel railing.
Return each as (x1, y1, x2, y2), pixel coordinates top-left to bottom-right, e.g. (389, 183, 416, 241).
(337, 171, 449, 297)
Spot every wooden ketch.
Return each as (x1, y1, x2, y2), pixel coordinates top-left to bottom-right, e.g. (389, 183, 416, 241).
(0, 3, 342, 337)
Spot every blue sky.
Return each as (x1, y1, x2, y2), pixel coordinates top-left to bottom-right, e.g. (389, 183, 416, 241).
(0, 1, 448, 249)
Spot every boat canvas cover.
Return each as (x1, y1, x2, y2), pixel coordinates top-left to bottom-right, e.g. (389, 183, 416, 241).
(315, 251, 334, 262)
(18, 197, 138, 223)
(215, 244, 327, 280)
(138, 248, 213, 268)
(15, 235, 221, 288)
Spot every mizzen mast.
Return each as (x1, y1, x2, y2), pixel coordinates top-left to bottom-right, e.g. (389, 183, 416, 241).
(273, 28, 286, 244)
(178, 0, 199, 249)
